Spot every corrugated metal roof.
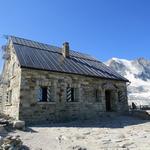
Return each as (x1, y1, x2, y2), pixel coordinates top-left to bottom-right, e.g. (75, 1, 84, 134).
(10, 36, 129, 82)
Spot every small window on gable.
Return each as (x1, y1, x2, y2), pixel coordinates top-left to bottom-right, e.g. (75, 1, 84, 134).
(6, 90, 12, 104)
(95, 89, 102, 102)
(36, 86, 53, 102)
(12, 62, 16, 76)
(66, 87, 78, 102)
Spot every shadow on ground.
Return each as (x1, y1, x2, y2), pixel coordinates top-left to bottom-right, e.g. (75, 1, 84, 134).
(26, 114, 150, 130)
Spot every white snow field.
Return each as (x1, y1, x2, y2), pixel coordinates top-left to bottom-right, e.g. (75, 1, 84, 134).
(8, 115, 150, 150)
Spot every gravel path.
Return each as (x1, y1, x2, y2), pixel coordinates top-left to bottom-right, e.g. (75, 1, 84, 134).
(9, 115, 150, 150)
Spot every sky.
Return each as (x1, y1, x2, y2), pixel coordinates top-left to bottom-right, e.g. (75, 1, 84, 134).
(0, 0, 150, 72)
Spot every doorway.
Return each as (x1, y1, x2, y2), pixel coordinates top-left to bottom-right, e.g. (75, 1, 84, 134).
(105, 90, 111, 111)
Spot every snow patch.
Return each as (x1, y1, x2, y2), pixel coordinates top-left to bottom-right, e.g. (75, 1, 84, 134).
(105, 57, 150, 106)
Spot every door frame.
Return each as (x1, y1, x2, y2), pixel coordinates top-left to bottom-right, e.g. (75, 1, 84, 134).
(105, 90, 112, 112)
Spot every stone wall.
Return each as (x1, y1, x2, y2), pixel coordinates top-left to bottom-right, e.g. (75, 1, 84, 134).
(1, 42, 21, 119)
(19, 68, 128, 124)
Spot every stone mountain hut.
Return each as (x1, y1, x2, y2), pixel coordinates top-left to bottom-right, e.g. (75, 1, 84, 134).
(0, 36, 129, 124)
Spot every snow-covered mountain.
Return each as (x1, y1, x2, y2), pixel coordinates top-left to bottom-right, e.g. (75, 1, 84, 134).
(105, 57, 150, 106)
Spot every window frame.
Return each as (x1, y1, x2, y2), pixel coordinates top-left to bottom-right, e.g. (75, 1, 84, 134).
(11, 62, 16, 77)
(6, 90, 12, 105)
(41, 86, 48, 102)
(66, 87, 79, 102)
(36, 86, 54, 102)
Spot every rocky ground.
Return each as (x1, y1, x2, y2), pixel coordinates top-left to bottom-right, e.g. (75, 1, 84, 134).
(0, 114, 27, 149)
(1, 114, 149, 150)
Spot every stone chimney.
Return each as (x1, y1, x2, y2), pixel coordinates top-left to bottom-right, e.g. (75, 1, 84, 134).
(62, 42, 69, 58)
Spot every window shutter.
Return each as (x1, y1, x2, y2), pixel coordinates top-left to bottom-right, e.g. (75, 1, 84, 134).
(118, 91, 124, 102)
(47, 86, 52, 102)
(36, 88, 42, 102)
(66, 87, 72, 102)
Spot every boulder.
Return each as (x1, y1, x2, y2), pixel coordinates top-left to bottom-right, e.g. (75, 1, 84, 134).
(13, 120, 25, 130)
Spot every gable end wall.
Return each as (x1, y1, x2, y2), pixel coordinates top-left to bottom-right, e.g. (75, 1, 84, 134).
(1, 42, 21, 119)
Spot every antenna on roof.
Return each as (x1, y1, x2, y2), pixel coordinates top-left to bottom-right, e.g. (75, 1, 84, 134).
(0, 34, 9, 39)
(0, 34, 9, 55)
(0, 33, 9, 43)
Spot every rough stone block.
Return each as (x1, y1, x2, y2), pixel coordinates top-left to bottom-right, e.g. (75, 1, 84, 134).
(13, 120, 25, 130)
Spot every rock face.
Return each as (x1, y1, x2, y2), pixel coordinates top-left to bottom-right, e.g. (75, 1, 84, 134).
(105, 57, 150, 106)
(106, 57, 150, 81)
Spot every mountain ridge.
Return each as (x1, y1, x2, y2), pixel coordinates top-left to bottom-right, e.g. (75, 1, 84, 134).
(105, 57, 150, 106)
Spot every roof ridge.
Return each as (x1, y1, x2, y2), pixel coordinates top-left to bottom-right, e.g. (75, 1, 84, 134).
(13, 42, 100, 63)
(10, 35, 101, 62)
(10, 35, 50, 46)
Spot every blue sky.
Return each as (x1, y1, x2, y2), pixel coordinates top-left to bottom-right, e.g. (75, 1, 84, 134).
(0, 0, 150, 72)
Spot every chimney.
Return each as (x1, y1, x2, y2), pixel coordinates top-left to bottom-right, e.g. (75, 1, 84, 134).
(62, 42, 69, 58)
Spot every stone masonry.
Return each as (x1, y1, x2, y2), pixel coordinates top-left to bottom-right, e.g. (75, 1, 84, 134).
(18, 68, 128, 124)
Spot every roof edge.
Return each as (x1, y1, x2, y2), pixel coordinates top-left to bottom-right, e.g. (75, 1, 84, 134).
(20, 66, 129, 82)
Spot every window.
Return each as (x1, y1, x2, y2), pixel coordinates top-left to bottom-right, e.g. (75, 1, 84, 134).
(6, 90, 12, 104)
(95, 89, 102, 102)
(6, 93, 9, 102)
(12, 63, 16, 76)
(36, 86, 53, 102)
(66, 87, 78, 102)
